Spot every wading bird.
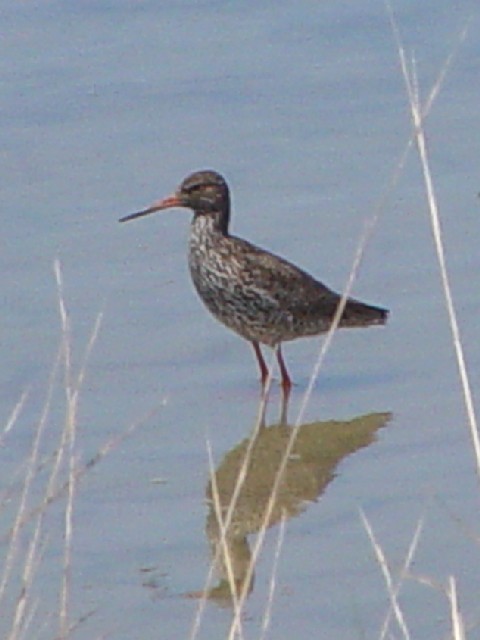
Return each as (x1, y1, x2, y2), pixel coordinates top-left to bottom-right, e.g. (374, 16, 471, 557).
(120, 170, 388, 393)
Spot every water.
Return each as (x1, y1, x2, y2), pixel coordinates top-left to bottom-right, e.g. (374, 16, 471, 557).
(1, 1, 479, 638)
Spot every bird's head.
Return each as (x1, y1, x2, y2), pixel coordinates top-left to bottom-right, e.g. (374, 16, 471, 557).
(119, 170, 230, 224)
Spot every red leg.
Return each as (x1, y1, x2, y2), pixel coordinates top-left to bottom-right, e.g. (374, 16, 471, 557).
(276, 345, 291, 395)
(252, 341, 269, 386)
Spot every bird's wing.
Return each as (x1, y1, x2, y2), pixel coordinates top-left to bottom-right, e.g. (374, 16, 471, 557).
(225, 236, 339, 312)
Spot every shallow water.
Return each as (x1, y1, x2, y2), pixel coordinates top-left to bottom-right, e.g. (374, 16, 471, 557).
(2, 1, 480, 638)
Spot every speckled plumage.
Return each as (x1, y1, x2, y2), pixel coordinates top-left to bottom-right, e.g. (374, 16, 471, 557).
(120, 170, 388, 391)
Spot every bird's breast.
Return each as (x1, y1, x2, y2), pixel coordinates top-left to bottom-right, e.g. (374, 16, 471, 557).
(188, 226, 232, 299)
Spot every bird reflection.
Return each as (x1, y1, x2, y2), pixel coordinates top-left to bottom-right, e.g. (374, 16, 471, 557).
(188, 404, 391, 605)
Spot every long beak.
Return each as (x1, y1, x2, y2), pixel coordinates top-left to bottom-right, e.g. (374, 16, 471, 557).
(119, 194, 181, 223)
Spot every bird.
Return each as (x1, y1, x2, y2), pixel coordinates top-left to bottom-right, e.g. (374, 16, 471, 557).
(119, 170, 388, 393)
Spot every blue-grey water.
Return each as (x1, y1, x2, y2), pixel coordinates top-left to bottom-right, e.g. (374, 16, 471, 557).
(2, 1, 480, 638)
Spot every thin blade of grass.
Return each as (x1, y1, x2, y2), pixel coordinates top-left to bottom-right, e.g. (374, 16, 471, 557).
(391, 7, 480, 478)
(360, 509, 411, 640)
(54, 259, 105, 640)
(189, 374, 274, 640)
(448, 577, 466, 640)
(379, 516, 424, 640)
(259, 512, 287, 640)
(0, 342, 62, 610)
(1, 390, 30, 445)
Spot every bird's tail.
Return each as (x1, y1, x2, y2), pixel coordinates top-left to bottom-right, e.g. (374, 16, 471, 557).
(340, 298, 389, 328)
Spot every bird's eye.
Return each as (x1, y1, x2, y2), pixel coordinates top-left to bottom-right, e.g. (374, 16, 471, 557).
(185, 183, 202, 195)
(183, 182, 216, 198)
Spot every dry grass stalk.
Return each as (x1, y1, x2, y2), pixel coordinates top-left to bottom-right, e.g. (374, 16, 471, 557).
(448, 577, 466, 640)
(360, 509, 414, 640)
(189, 396, 270, 640)
(1, 260, 155, 639)
(390, 5, 479, 477)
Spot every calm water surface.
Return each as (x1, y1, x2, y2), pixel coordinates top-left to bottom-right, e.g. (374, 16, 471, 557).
(2, 1, 480, 638)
